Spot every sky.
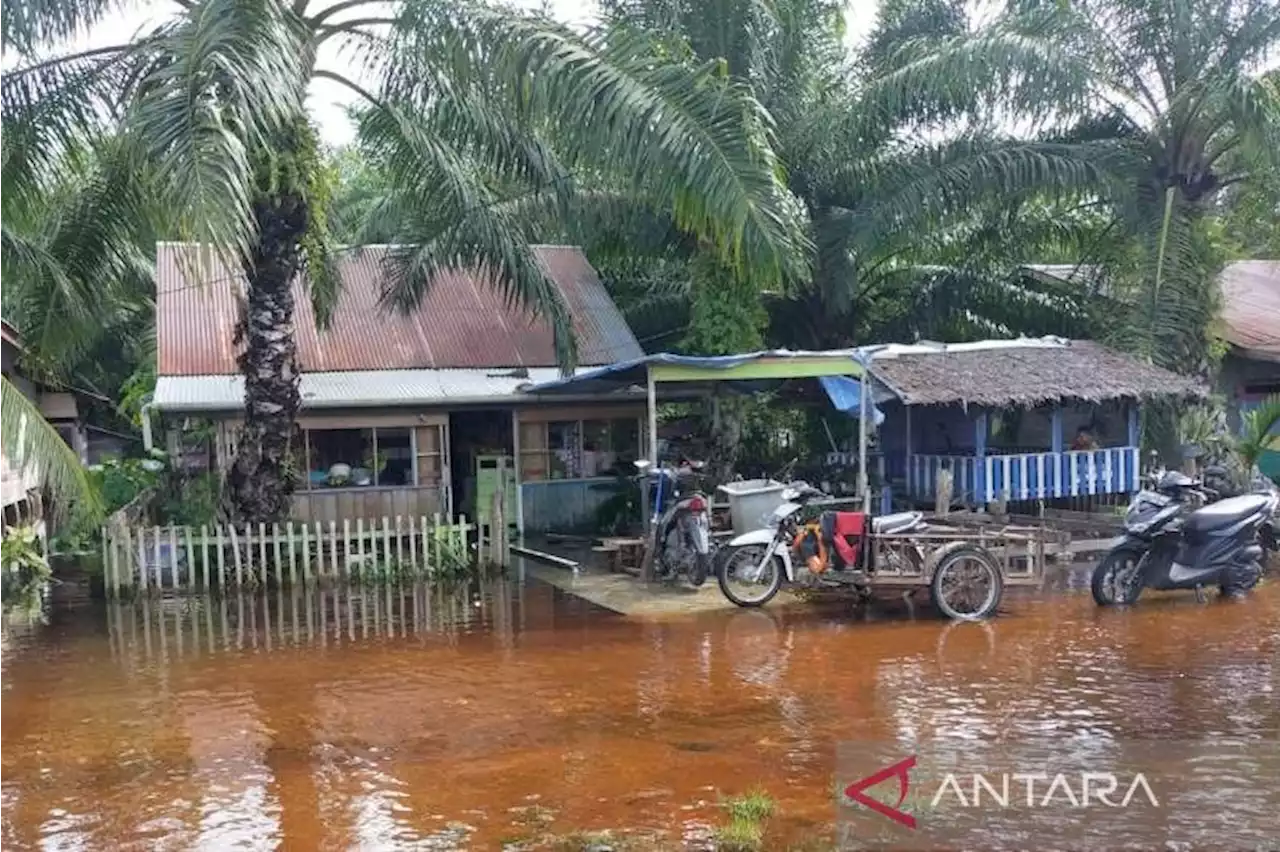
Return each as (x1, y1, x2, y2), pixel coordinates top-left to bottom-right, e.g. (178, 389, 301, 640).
(51, 0, 881, 146)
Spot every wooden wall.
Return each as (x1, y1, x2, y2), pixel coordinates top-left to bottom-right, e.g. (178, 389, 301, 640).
(291, 486, 445, 526)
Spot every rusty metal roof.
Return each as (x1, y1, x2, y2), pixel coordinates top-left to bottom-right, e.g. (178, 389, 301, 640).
(156, 243, 642, 376)
(1219, 260, 1280, 362)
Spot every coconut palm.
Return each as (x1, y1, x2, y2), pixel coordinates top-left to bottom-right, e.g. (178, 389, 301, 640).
(867, 0, 1280, 370)
(3, 0, 805, 523)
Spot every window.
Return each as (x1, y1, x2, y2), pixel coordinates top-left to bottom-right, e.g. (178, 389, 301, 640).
(303, 426, 423, 488)
(518, 416, 641, 482)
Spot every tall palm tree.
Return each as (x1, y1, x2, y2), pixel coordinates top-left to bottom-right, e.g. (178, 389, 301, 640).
(3, 0, 804, 523)
(867, 0, 1280, 371)
(586, 0, 1113, 351)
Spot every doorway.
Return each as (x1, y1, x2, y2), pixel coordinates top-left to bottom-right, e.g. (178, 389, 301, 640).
(447, 409, 514, 523)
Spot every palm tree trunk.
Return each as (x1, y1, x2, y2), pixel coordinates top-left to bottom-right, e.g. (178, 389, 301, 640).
(225, 191, 309, 524)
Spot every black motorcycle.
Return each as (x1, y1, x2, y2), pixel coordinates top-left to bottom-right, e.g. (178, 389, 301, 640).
(1092, 469, 1279, 605)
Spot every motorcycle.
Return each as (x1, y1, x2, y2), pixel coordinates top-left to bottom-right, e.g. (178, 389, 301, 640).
(635, 458, 712, 586)
(713, 481, 928, 608)
(1091, 467, 1279, 605)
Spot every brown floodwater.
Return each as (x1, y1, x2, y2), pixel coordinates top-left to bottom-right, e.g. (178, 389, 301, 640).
(2, 565, 1278, 850)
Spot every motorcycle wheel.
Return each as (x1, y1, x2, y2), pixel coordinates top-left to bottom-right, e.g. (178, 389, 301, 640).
(1091, 545, 1145, 606)
(1219, 561, 1262, 598)
(717, 544, 783, 608)
(688, 551, 710, 587)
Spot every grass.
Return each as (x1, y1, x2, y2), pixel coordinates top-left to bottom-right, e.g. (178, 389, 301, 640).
(713, 789, 777, 852)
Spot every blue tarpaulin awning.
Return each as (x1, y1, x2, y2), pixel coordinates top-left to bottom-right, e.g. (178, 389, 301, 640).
(818, 376, 884, 425)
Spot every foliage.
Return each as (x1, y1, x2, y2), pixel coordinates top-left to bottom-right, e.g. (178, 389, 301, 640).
(1, 525, 53, 615)
(592, 470, 644, 535)
(1237, 395, 1280, 478)
(1, 374, 102, 523)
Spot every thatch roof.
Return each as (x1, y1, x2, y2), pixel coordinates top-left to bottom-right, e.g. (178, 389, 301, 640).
(868, 338, 1206, 408)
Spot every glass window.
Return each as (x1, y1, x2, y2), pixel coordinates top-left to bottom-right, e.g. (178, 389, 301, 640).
(377, 428, 414, 485)
(547, 420, 581, 479)
(307, 429, 374, 487)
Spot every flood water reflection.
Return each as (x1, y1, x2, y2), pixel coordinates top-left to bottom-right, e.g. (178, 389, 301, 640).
(3, 567, 1278, 850)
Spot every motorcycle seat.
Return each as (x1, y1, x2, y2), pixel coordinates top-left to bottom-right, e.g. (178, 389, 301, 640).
(872, 511, 924, 535)
(1184, 494, 1271, 533)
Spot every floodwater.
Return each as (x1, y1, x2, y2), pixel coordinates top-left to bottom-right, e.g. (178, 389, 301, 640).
(3, 565, 1278, 850)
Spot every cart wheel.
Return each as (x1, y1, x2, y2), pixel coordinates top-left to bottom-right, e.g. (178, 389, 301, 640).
(929, 546, 1003, 620)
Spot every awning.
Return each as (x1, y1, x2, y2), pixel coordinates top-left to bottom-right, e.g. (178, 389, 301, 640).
(819, 376, 885, 425)
(523, 349, 867, 396)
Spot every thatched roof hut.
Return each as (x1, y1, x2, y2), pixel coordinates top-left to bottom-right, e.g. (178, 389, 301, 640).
(867, 338, 1205, 408)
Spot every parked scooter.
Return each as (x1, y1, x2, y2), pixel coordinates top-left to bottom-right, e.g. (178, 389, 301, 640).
(1091, 467, 1279, 605)
(635, 458, 712, 586)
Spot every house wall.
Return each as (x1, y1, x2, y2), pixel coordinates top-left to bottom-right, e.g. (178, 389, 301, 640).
(1219, 352, 1280, 433)
(188, 400, 646, 532)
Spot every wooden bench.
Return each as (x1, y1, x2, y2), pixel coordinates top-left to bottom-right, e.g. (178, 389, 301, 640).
(594, 537, 646, 574)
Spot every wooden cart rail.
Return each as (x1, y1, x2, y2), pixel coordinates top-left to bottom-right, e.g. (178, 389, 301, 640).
(868, 526, 1048, 587)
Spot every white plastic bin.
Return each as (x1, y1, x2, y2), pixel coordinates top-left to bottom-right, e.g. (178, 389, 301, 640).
(717, 479, 788, 535)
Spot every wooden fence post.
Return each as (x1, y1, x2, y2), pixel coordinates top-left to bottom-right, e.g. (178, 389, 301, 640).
(201, 524, 211, 590)
(216, 524, 227, 592)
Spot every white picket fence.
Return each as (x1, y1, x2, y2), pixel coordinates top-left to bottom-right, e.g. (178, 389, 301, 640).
(101, 514, 487, 598)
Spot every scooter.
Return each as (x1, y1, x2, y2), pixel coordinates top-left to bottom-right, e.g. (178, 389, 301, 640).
(1091, 468, 1278, 605)
(635, 458, 712, 586)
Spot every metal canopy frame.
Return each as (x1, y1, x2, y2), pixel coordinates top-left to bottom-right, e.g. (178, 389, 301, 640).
(524, 349, 875, 511)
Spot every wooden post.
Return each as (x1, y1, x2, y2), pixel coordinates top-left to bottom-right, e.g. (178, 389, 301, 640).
(287, 522, 297, 587)
(381, 515, 392, 571)
(229, 524, 243, 588)
(258, 522, 268, 583)
(395, 515, 404, 570)
(183, 526, 194, 590)
(408, 515, 418, 573)
(299, 522, 310, 585)
(858, 371, 871, 513)
(974, 410, 989, 507)
(935, 467, 953, 517)
(424, 511, 435, 570)
(216, 525, 227, 592)
(273, 522, 284, 585)
(1051, 406, 1064, 497)
(151, 525, 162, 591)
(101, 528, 113, 598)
(356, 518, 365, 584)
(342, 519, 352, 582)
(330, 520, 340, 581)
(200, 524, 211, 590)
(511, 409, 525, 538)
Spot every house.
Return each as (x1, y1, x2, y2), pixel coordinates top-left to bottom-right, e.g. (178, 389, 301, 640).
(864, 338, 1206, 507)
(151, 243, 647, 533)
(3, 319, 118, 539)
(1217, 261, 1280, 480)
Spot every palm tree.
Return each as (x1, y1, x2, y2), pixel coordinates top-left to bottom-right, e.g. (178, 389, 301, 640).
(1, 376, 104, 524)
(866, 0, 1280, 371)
(587, 0, 1114, 352)
(3, 0, 804, 523)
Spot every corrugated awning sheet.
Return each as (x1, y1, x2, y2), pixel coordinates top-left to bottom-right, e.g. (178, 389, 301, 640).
(153, 368, 598, 412)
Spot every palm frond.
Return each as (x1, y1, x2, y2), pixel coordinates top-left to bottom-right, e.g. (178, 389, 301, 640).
(1, 375, 103, 524)
(1238, 395, 1280, 473)
(126, 0, 309, 265)
(389, 2, 811, 286)
(355, 98, 576, 366)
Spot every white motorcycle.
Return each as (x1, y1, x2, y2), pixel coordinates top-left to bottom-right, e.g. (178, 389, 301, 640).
(713, 482, 927, 608)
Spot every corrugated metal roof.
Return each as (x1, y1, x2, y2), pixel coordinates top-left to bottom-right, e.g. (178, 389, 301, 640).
(156, 243, 643, 376)
(1219, 260, 1280, 362)
(153, 368, 598, 412)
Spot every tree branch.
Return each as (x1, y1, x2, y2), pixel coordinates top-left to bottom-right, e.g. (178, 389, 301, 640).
(313, 68, 383, 108)
(316, 17, 397, 43)
(306, 0, 386, 26)
(9, 43, 133, 76)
